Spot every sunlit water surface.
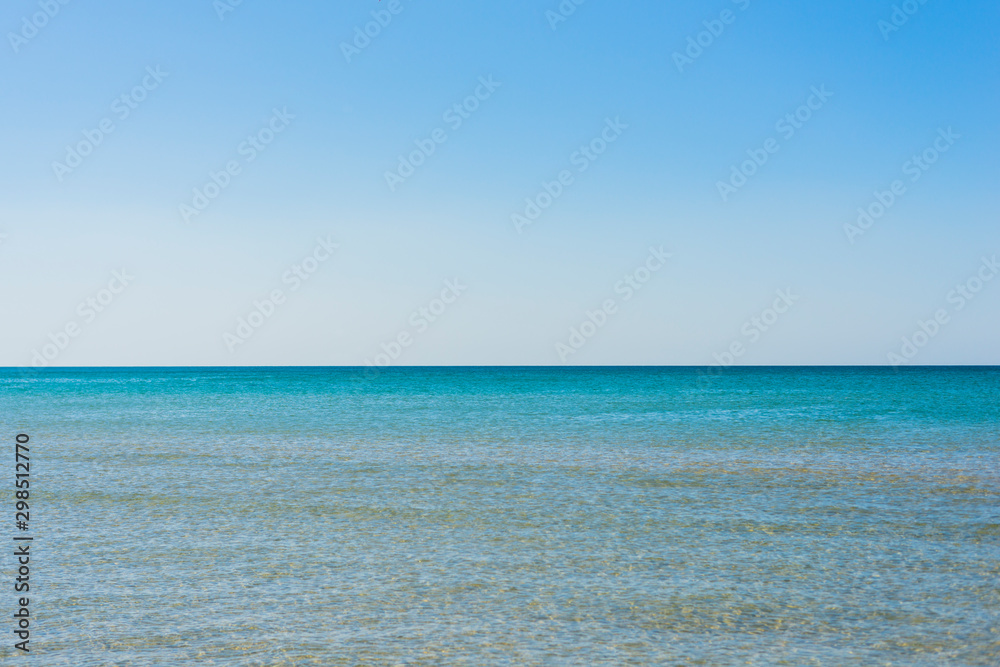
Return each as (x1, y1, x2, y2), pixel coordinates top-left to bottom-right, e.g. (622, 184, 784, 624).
(1, 367, 997, 665)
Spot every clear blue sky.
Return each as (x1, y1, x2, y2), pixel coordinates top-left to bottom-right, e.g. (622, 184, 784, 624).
(1, 0, 998, 366)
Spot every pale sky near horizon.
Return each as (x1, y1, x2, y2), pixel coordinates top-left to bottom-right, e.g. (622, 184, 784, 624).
(1, 0, 998, 366)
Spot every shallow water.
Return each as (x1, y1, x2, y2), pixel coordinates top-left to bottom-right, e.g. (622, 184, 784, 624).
(1, 367, 998, 665)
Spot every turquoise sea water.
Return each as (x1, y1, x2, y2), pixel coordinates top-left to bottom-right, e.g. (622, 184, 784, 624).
(1, 367, 998, 665)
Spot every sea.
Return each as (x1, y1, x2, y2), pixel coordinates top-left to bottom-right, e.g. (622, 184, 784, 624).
(1, 366, 997, 665)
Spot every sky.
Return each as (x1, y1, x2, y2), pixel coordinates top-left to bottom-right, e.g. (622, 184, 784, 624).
(1, 0, 998, 367)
